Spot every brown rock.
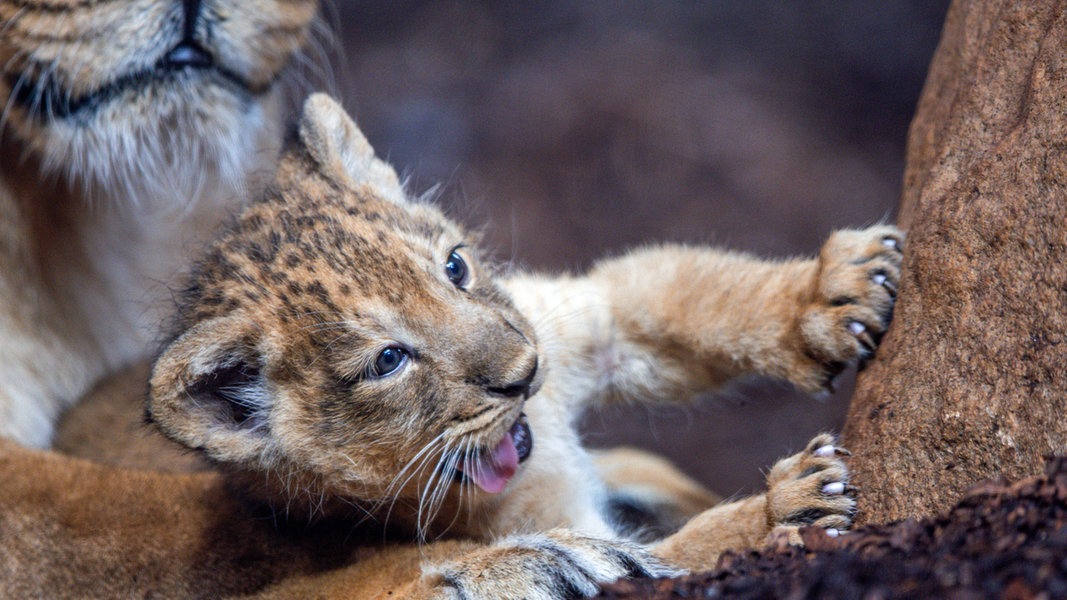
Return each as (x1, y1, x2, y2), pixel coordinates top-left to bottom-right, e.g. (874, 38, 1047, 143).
(842, 0, 1067, 524)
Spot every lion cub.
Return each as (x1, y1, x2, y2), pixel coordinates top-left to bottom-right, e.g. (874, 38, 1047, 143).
(146, 94, 901, 596)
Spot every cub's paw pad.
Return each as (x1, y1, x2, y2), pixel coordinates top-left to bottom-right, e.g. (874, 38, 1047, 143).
(798, 225, 905, 392)
(765, 434, 856, 536)
(428, 530, 679, 598)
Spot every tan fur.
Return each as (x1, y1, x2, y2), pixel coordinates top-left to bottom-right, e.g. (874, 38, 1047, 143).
(54, 362, 210, 473)
(0, 438, 483, 598)
(0, 0, 317, 447)
(55, 93, 896, 596)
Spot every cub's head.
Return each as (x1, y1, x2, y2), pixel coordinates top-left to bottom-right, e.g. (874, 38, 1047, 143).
(148, 94, 541, 532)
(0, 0, 317, 198)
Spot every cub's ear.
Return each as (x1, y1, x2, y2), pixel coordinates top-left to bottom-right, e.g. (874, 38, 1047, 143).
(297, 93, 407, 205)
(148, 315, 273, 464)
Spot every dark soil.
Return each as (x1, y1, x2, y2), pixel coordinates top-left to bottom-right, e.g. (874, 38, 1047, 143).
(600, 457, 1067, 598)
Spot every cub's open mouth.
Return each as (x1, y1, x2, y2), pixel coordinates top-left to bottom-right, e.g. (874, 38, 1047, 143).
(452, 414, 533, 494)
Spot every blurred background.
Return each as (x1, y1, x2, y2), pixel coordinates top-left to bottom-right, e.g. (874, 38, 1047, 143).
(312, 1, 950, 496)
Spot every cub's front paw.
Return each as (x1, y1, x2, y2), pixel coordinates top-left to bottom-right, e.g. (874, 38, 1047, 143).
(764, 433, 855, 545)
(425, 529, 678, 599)
(797, 225, 904, 392)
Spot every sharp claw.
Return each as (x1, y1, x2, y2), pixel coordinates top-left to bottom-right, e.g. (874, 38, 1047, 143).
(881, 236, 900, 251)
(871, 268, 899, 299)
(848, 321, 866, 336)
(882, 279, 898, 298)
(822, 482, 846, 496)
(814, 445, 836, 457)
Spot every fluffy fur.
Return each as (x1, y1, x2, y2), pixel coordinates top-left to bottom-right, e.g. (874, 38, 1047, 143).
(0, 0, 318, 447)
(49, 93, 895, 596)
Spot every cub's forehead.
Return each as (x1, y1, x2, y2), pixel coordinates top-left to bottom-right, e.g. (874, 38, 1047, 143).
(262, 184, 460, 248)
(180, 190, 464, 326)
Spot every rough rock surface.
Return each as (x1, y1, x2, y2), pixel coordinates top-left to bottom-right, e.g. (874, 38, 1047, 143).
(600, 457, 1067, 599)
(842, 0, 1067, 523)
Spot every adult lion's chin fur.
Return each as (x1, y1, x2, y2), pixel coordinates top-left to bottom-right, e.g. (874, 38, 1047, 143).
(0, 86, 284, 447)
(26, 86, 282, 212)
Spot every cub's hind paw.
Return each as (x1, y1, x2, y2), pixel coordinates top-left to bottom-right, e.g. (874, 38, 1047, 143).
(796, 225, 904, 392)
(764, 434, 856, 542)
(425, 529, 679, 599)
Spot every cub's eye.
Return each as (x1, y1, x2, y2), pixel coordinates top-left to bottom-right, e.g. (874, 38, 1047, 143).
(444, 249, 470, 288)
(370, 347, 408, 378)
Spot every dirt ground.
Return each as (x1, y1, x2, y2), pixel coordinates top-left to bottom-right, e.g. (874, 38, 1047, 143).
(314, 1, 950, 496)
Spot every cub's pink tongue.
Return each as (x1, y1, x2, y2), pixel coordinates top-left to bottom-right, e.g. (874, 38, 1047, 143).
(457, 433, 519, 494)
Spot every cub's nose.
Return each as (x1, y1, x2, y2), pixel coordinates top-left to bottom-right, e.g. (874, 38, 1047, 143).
(486, 358, 538, 399)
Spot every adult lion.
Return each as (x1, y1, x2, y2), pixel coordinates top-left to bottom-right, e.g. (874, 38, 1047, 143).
(0, 0, 317, 446)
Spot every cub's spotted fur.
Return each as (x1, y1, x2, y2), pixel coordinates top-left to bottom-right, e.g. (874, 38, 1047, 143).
(0, 0, 317, 447)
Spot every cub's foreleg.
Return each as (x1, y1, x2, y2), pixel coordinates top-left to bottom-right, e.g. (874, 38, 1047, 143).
(652, 434, 854, 571)
(589, 225, 903, 402)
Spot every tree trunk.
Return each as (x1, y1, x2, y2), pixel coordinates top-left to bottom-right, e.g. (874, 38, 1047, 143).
(842, 0, 1067, 525)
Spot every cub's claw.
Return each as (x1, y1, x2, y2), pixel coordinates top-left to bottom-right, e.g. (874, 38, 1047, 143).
(821, 481, 845, 496)
(813, 443, 850, 458)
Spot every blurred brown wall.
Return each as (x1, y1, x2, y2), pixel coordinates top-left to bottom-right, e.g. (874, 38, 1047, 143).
(313, 0, 949, 495)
